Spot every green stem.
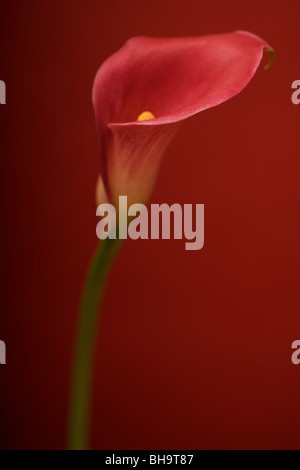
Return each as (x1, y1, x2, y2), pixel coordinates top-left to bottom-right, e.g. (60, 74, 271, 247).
(68, 237, 122, 450)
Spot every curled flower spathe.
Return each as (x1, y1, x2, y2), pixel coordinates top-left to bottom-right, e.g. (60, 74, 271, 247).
(93, 31, 273, 207)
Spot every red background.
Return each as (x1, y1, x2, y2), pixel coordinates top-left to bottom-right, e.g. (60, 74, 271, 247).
(0, 0, 299, 450)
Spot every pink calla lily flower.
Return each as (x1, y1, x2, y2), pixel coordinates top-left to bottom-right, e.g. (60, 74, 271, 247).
(70, 31, 273, 450)
(93, 31, 272, 207)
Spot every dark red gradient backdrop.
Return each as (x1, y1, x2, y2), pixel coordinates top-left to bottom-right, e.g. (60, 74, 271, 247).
(0, 0, 299, 450)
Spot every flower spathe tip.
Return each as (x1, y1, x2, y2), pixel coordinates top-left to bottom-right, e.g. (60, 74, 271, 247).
(263, 47, 275, 70)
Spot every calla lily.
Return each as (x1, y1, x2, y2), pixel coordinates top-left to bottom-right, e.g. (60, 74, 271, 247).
(93, 31, 273, 207)
(69, 31, 273, 450)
